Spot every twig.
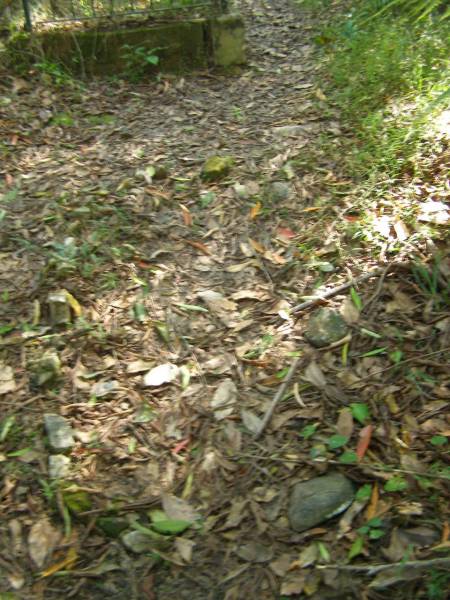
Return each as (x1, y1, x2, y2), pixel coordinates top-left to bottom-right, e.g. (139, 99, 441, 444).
(231, 454, 450, 481)
(347, 346, 450, 387)
(291, 267, 383, 314)
(254, 357, 302, 439)
(316, 556, 450, 575)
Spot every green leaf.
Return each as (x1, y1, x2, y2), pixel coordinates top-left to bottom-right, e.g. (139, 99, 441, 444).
(0, 415, 15, 442)
(149, 510, 168, 523)
(341, 342, 349, 367)
(356, 483, 372, 502)
(317, 542, 330, 562)
(350, 403, 370, 424)
(430, 435, 447, 446)
(300, 424, 318, 439)
(369, 528, 386, 540)
(276, 367, 290, 379)
(133, 302, 147, 322)
(339, 450, 358, 464)
(7, 447, 32, 457)
(348, 536, 364, 560)
(327, 434, 349, 449)
(384, 476, 408, 492)
(360, 347, 387, 357)
(151, 519, 191, 535)
(389, 350, 403, 364)
(153, 321, 170, 343)
(350, 287, 363, 310)
(360, 327, 382, 339)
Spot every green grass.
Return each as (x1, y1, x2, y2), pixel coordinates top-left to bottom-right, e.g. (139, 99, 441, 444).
(313, 2, 450, 180)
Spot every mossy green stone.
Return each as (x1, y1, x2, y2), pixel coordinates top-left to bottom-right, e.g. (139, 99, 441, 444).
(304, 308, 348, 348)
(201, 156, 234, 181)
(62, 489, 92, 514)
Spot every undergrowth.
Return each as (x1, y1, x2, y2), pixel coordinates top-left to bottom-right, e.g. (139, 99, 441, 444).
(306, 0, 450, 181)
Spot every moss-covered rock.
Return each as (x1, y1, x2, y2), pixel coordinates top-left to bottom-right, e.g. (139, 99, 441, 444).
(201, 156, 234, 181)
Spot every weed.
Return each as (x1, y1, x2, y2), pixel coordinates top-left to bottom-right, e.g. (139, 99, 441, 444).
(121, 44, 163, 81)
(35, 59, 78, 87)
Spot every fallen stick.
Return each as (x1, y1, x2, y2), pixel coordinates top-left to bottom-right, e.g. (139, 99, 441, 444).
(254, 356, 302, 439)
(290, 267, 383, 314)
(317, 556, 450, 575)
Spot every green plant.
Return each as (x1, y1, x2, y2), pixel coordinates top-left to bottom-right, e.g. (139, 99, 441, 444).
(35, 59, 77, 87)
(121, 44, 162, 81)
(367, 0, 450, 22)
(426, 569, 450, 600)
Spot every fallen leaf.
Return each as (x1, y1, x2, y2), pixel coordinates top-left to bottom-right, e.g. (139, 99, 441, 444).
(241, 409, 263, 435)
(336, 408, 354, 438)
(236, 542, 273, 563)
(28, 519, 61, 568)
(356, 425, 373, 460)
(143, 364, 179, 386)
(365, 482, 379, 521)
(161, 494, 200, 522)
(185, 240, 211, 255)
(302, 361, 327, 388)
(175, 537, 195, 563)
(0, 363, 16, 395)
(249, 238, 266, 254)
(250, 202, 262, 219)
(180, 204, 193, 226)
(197, 290, 237, 312)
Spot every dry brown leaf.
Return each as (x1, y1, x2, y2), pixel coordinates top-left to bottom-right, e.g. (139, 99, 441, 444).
(336, 407, 354, 438)
(28, 519, 61, 568)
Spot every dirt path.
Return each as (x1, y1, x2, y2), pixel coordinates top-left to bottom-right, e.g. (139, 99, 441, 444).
(1, 1, 449, 599)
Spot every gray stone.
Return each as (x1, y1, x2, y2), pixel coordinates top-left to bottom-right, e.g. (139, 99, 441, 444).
(32, 351, 61, 386)
(47, 291, 72, 325)
(233, 183, 250, 200)
(48, 454, 71, 479)
(44, 414, 75, 452)
(266, 181, 290, 202)
(288, 473, 354, 532)
(304, 308, 348, 347)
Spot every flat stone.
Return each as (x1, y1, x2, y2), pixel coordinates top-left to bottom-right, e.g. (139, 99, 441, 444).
(288, 473, 354, 532)
(44, 414, 75, 452)
(48, 454, 71, 479)
(304, 308, 348, 347)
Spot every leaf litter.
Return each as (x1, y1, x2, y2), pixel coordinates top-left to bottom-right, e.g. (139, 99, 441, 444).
(0, 0, 449, 598)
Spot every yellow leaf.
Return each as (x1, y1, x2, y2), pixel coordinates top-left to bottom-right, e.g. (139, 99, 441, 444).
(248, 238, 265, 254)
(63, 290, 82, 317)
(41, 547, 78, 577)
(249, 202, 261, 219)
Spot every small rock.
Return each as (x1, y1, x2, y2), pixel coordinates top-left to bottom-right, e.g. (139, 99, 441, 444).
(32, 351, 61, 386)
(304, 308, 348, 348)
(152, 164, 169, 180)
(273, 125, 306, 138)
(97, 517, 129, 538)
(288, 472, 354, 532)
(47, 291, 72, 325)
(48, 455, 71, 479)
(44, 414, 74, 452)
(233, 183, 250, 200)
(201, 156, 233, 182)
(265, 181, 290, 202)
